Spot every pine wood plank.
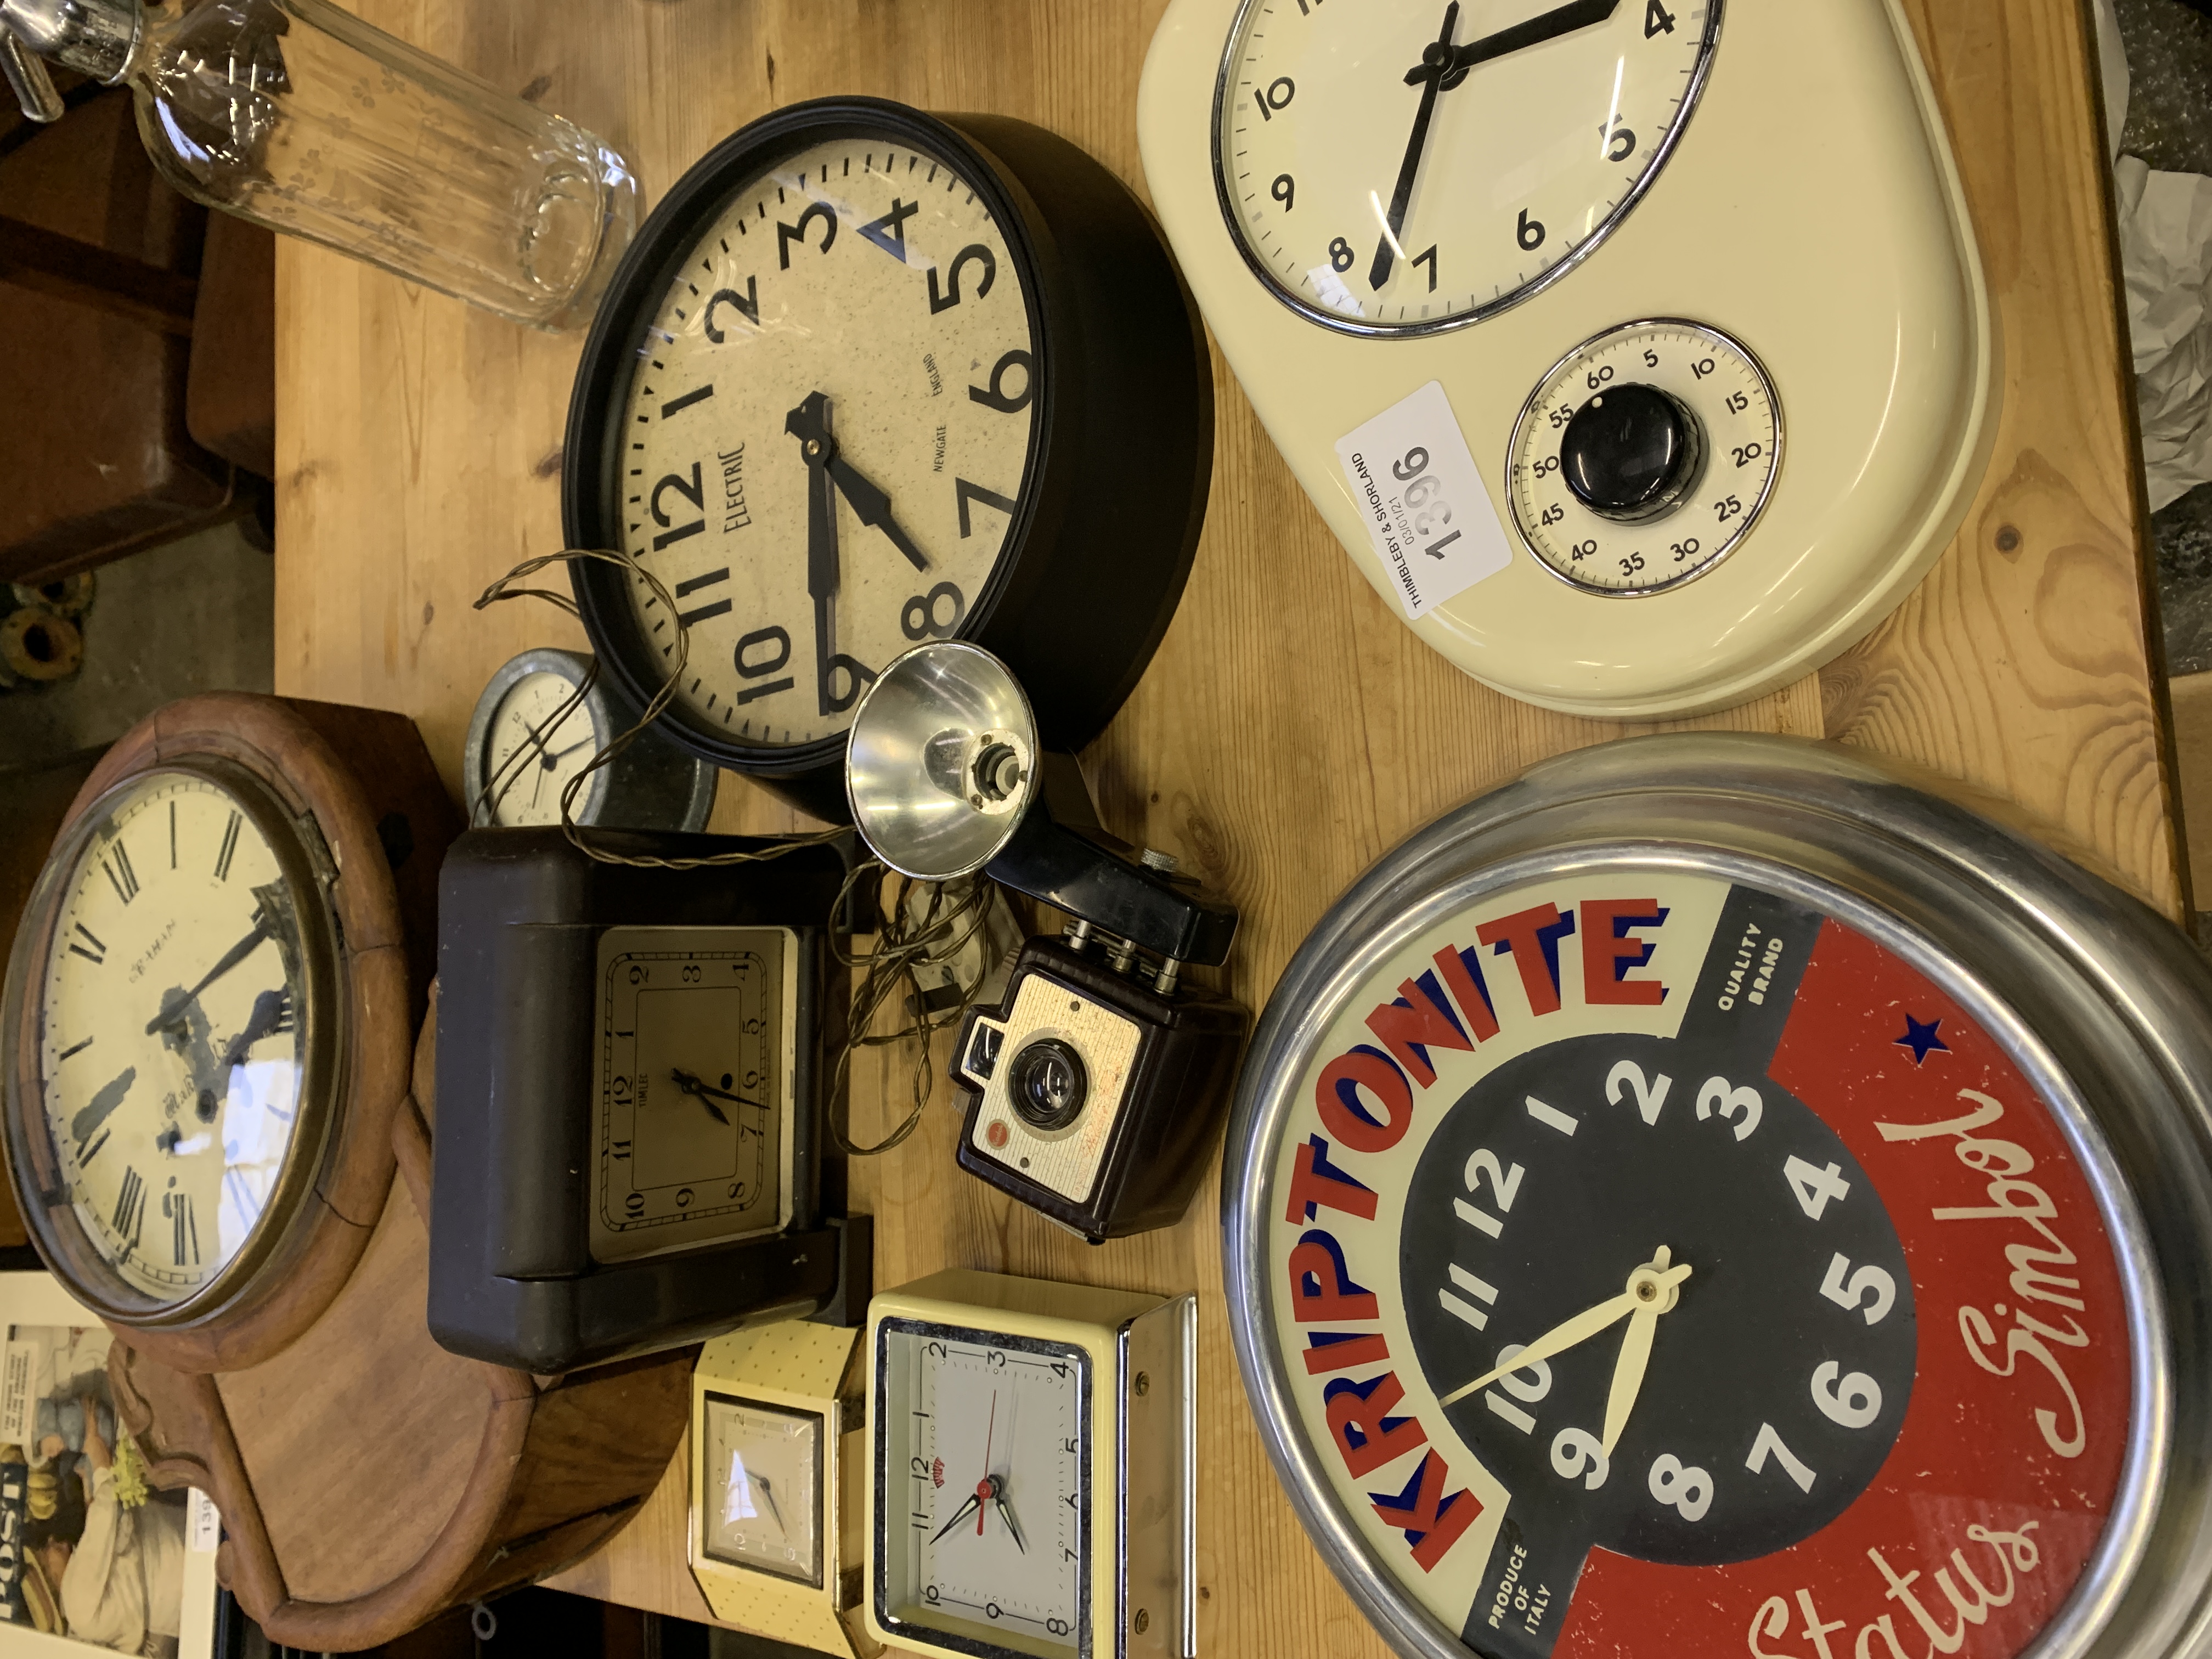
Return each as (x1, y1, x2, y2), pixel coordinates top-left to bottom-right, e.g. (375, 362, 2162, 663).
(269, 1, 2174, 1653)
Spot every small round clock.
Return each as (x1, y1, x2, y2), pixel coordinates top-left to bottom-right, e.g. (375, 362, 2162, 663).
(462, 647, 715, 830)
(565, 97, 1214, 819)
(1, 693, 453, 1373)
(1223, 734, 2212, 1659)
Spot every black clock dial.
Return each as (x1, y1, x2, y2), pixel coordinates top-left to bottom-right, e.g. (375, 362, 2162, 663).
(566, 98, 1214, 819)
(1400, 1030, 1915, 1609)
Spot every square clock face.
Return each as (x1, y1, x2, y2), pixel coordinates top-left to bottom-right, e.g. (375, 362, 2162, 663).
(875, 1319, 1092, 1657)
(703, 1393, 823, 1586)
(589, 925, 798, 1264)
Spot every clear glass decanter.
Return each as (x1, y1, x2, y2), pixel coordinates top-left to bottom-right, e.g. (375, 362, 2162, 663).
(0, 0, 637, 331)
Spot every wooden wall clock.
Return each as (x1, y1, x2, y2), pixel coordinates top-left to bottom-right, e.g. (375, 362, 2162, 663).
(1, 692, 451, 1373)
(1221, 735, 2212, 1659)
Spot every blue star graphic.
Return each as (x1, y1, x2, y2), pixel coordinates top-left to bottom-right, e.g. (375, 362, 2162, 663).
(1896, 1015, 1950, 1065)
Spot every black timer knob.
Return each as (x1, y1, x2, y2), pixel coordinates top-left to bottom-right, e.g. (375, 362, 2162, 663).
(1559, 383, 1705, 523)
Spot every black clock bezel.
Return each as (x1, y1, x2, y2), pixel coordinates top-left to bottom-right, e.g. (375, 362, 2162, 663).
(565, 95, 1213, 820)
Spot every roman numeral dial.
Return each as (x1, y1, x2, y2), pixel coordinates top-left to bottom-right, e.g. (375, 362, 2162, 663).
(32, 770, 313, 1302)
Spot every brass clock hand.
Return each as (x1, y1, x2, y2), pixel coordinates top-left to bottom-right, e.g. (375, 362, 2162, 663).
(930, 1486, 986, 1543)
(1370, 2, 1465, 292)
(1439, 1255, 1690, 1407)
(1427, 0, 1622, 81)
(1600, 1246, 1684, 1454)
(146, 909, 275, 1035)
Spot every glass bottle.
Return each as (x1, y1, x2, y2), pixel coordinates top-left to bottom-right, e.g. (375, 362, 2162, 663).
(0, 0, 637, 331)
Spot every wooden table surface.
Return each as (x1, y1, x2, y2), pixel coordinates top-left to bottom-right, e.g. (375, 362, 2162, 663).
(273, 0, 2182, 1650)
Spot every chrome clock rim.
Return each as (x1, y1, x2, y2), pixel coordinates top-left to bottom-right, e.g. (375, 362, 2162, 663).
(461, 646, 612, 828)
(1206, 0, 1726, 338)
(1221, 733, 2208, 1659)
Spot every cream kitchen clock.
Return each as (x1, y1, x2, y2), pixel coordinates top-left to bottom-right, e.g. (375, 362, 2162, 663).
(866, 1271, 1197, 1659)
(1136, 0, 1998, 717)
(691, 1322, 871, 1656)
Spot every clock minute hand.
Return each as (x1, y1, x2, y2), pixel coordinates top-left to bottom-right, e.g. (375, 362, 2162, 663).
(1371, 1, 1464, 293)
(993, 1485, 1026, 1554)
(1431, 0, 1622, 78)
(1438, 1258, 1691, 1407)
(146, 913, 274, 1035)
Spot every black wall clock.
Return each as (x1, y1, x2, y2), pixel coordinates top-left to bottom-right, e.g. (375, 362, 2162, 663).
(564, 97, 1214, 820)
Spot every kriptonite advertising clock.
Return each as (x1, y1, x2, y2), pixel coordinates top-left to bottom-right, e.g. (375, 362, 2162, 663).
(1223, 735, 2212, 1659)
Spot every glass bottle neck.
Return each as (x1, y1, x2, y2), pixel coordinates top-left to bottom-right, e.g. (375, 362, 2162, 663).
(0, 0, 142, 84)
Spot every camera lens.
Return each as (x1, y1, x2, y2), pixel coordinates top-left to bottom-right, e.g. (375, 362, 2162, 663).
(1007, 1038, 1087, 1131)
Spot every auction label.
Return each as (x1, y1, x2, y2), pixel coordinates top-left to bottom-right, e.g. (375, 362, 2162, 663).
(1336, 381, 1513, 620)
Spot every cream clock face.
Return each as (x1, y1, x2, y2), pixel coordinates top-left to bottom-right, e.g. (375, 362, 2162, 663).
(616, 133, 1039, 748)
(589, 926, 795, 1263)
(479, 670, 599, 827)
(35, 772, 309, 1302)
(703, 1394, 823, 1585)
(877, 1322, 1087, 1652)
(1215, 0, 1719, 331)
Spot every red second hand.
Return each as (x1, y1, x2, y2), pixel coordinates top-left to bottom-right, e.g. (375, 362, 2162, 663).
(975, 1391, 998, 1537)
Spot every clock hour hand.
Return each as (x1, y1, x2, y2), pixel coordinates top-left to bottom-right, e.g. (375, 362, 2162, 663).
(993, 1485, 1026, 1554)
(1427, 0, 1622, 80)
(1438, 1255, 1690, 1407)
(784, 391, 930, 573)
(1371, 1, 1465, 293)
(753, 1472, 786, 1535)
(669, 1068, 768, 1126)
(930, 1486, 986, 1544)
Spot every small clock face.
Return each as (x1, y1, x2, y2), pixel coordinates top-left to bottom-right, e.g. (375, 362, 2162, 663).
(1247, 868, 2136, 1659)
(703, 1393, 823, 1585)
(605, 129, 1039, 755)
(589, 926, 795, 1263)
(876, 1320, 1088, 1654)
(31, 770, 317, 1305)
(476, 669, 601, 827)
(1215, 0, 1719, 331)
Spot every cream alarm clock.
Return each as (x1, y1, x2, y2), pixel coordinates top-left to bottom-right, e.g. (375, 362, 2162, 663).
(1136, 0, 1997, 717)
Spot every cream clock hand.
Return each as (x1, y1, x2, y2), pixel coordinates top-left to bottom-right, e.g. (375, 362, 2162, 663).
(1369, 2, 1465, 294)
(1439, 1255, 1691, 1406)
(1433, 0, 1622, 79)
(1600, 1246, 1684, 1454)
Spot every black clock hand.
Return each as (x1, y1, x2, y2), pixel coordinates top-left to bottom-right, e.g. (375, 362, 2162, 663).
(787, 392, 851, 718)
(1426, 0, 1622, 80)
(146, 912, 274, 1035)
(753, 1472, 786, 1535)
(783, 391, 931, 573)
(215, 987, 292, 1075)
(993, 1486, 1026, 1554)
(670, 1068, 770, 1127)
(1371, 2, 1465, 292)
(930, 1487, 985, 1544)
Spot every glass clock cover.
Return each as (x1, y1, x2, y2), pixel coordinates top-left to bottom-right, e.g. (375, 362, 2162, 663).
(601, 129, 1038, 754)
(25, 768, 320, 1307)
(475, 668, 602, 827)
(590, 926, 795, 1264)
(704, 1393, 823, 1585)
(876, 1320, 1089, 1653)
(1232, 848, 2149, 1659)
(1215, 0, 1719, 331)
